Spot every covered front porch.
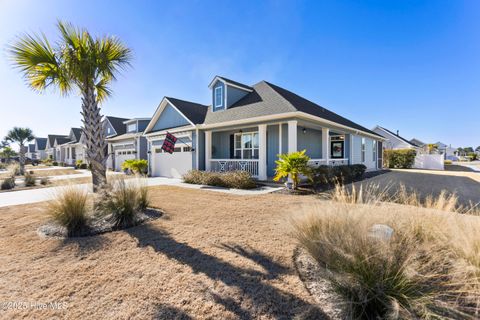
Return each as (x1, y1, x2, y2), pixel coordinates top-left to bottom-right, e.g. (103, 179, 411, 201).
(204, 120, 351, 180)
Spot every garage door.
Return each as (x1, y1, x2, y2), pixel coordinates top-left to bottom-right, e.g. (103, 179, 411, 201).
(152, 145, 193, 178)
(115, 150, 136, 171)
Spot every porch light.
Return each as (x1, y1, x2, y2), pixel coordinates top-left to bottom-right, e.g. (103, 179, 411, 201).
(239, 129, 243, 133)
(302, 128, 306, 134)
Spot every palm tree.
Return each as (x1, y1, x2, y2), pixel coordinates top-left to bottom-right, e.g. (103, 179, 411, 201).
(9, 21, 131, 191)
(273, 150, 311, 190)
(4, 127, 34, 174)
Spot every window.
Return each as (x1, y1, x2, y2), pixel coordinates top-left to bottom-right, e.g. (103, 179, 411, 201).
(106, 127, 112, 135)
(155, 148, 162, 153)
(174, 147, 182, 152)
(214, 86, 223, 109)
(183, 146, 192, 152)
(361, 138, 366, 162)
(234, 132, 259, 159)
(127, 123, 137, 132)
(373, 140, 377, 162)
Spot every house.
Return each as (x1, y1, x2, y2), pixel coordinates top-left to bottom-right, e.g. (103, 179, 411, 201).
(34, 138, 48, 160)
(372, 126, 421, 150)
(45, 134, 69, 160)
(105, 116, 150, 171)
(25, 144, 36, 160)
(56, 128, 83, 165)
(409, 138, 425, 148)
(435, 141, 457, 160)
(143, 76, 385, 179)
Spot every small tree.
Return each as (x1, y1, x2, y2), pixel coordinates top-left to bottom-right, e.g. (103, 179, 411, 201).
(4, 127, 34, 174)
(0, 146, 17, 162)
(426, 143, 438, 154)
(121, 159, 148, 175)
(273, 150, 311, 190)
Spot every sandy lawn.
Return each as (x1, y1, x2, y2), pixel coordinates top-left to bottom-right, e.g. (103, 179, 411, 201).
(0, 186, 327, 319)
(0, 168, 80, 179)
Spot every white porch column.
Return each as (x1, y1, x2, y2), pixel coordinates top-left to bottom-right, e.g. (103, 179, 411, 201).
(258, 124, 267, 180)
(322, 128, 330, 164)
(205, 130, 212, 171)
(287, 120, 297, 153)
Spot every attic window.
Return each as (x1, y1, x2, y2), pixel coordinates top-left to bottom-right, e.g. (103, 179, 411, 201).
(214, 86, 223, 109)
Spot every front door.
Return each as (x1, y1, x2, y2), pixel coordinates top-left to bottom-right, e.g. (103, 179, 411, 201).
(330, 140, 345, 159)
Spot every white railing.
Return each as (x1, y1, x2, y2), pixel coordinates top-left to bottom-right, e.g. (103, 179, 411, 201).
(308, 158, 349, 167)
(210, 159, 259, 177)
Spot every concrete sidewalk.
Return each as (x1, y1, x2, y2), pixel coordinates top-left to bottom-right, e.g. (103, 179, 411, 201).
(0, 177, 282, 207)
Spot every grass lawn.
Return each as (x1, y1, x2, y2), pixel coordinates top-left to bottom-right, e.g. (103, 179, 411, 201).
(0, 186, 324, 319)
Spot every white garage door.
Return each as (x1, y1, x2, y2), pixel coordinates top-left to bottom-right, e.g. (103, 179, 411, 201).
(152, 146, 193, 178)
(115, 150, 136, 171)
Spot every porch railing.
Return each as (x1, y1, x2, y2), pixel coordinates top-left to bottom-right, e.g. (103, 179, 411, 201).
(308, 158, 349, 167)
(210, 159, 259, 177)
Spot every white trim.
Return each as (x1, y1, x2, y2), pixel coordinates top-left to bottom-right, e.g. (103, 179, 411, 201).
(103, 117, 118, 137)
(123, 118, 150, 124)
(200, 111, 385, 141)
(146, 130, 193, 142)
(361, 137, 366, 163)
(144, 97, 195, 134)
(208, 76, 253, 92)
(195, 128, 199, 170)
(233, 131, 259, 159)
(214, 86, 224, 109)
(144, 124, 195, 138)
(371, 126, 416, 148)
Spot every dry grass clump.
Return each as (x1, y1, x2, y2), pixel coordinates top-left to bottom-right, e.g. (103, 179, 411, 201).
(292, 199, 480, 319)
(48, 186, 90, 236)
(96, 177, 150, 228)
(24, 172, 36, 187)
(326, 183, 480, 215)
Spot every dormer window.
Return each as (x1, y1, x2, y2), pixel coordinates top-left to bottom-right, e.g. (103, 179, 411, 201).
(127, 123, 137, 132)
(214, 86, 223, 109)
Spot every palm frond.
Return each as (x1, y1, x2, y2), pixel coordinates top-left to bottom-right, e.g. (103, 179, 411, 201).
(9, 32, 72, 94)
(4, 127, 35, 145)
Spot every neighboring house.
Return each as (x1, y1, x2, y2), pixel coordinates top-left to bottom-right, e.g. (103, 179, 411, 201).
(144, 76, 385, 179)
(45, 134, 69, 160)
(409, 138, 425, 148)
(57, 128, 83, 165)
(104, 116, 150, 171)
(435, 141, 457, 160)
(25, 144, 36, 159)
(34, 138, 48, 160)
(372, 126, 421, 151)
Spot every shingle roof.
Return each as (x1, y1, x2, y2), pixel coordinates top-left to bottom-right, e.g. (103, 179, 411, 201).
(377, 126, 418, 147)
(105, 116, 129, 136)
(204, 81, 381, 137)
(410, 138, 425, 147)
(71, 128, 82, 142)
(28, 144, 35, 152)
(166, 97, 209, 124)
(47, 135, 68, 147)
(35, 138, 47, 150)
(216, 76, 253, 91)
(56, 137, 71, 146)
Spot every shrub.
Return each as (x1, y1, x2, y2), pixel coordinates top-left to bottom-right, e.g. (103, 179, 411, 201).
(274, 150, 311, 189)
(467, 152, 478, 161)
(183, 170, 257, 189)
(310, 164, 367, 187)
(24, 172, 36, 187)
(47, 186, 89, 236)
(383, 149, 416, 168)
(1, 177, 15, 190)
(121, 159, 148, 175)
(0, 163, 6, 170)
(52, 161, 58, 166)
(40, 177, 50, 185)
(96, 178, 149, 228)
(292, 198, 480, 319)
(79, 163, 88, 169)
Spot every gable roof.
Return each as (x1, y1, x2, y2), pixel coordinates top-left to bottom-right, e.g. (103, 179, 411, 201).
(47, 134, 68, 148)
(375, 126, 419, 147)
(71, 128, 82, 142)
(166, 97, 209, 124)
(55, 137, 71, 146)
(203, 81, 381, 138)
(105, 116, 129, 136)
(410, 138, 425, 147)
(209, 76, 253, 91)
(35, 138, 47, 150)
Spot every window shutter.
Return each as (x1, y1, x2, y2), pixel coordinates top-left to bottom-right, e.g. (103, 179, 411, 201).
(230, 134, 234, 158)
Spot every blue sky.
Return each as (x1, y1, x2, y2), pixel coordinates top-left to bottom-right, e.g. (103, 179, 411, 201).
(1, 0, 479, 148)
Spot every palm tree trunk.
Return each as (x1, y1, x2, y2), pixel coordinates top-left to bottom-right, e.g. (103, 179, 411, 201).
(19, 144, 26, 175)
(81, 85, 107, 192)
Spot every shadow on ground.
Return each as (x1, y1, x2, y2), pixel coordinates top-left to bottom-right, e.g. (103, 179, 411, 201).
(126, 224, 328, 320)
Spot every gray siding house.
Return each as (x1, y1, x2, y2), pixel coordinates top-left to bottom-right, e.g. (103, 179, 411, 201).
(144, 76, 384, 180)
(105, 117, 151, 171)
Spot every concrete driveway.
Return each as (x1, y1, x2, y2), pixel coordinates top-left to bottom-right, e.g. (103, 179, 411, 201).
(352, 169, 480, 207)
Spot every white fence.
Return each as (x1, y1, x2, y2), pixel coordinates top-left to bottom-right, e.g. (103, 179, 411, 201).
(413, 154, 444, 170)
(210, 159, 259, 177)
